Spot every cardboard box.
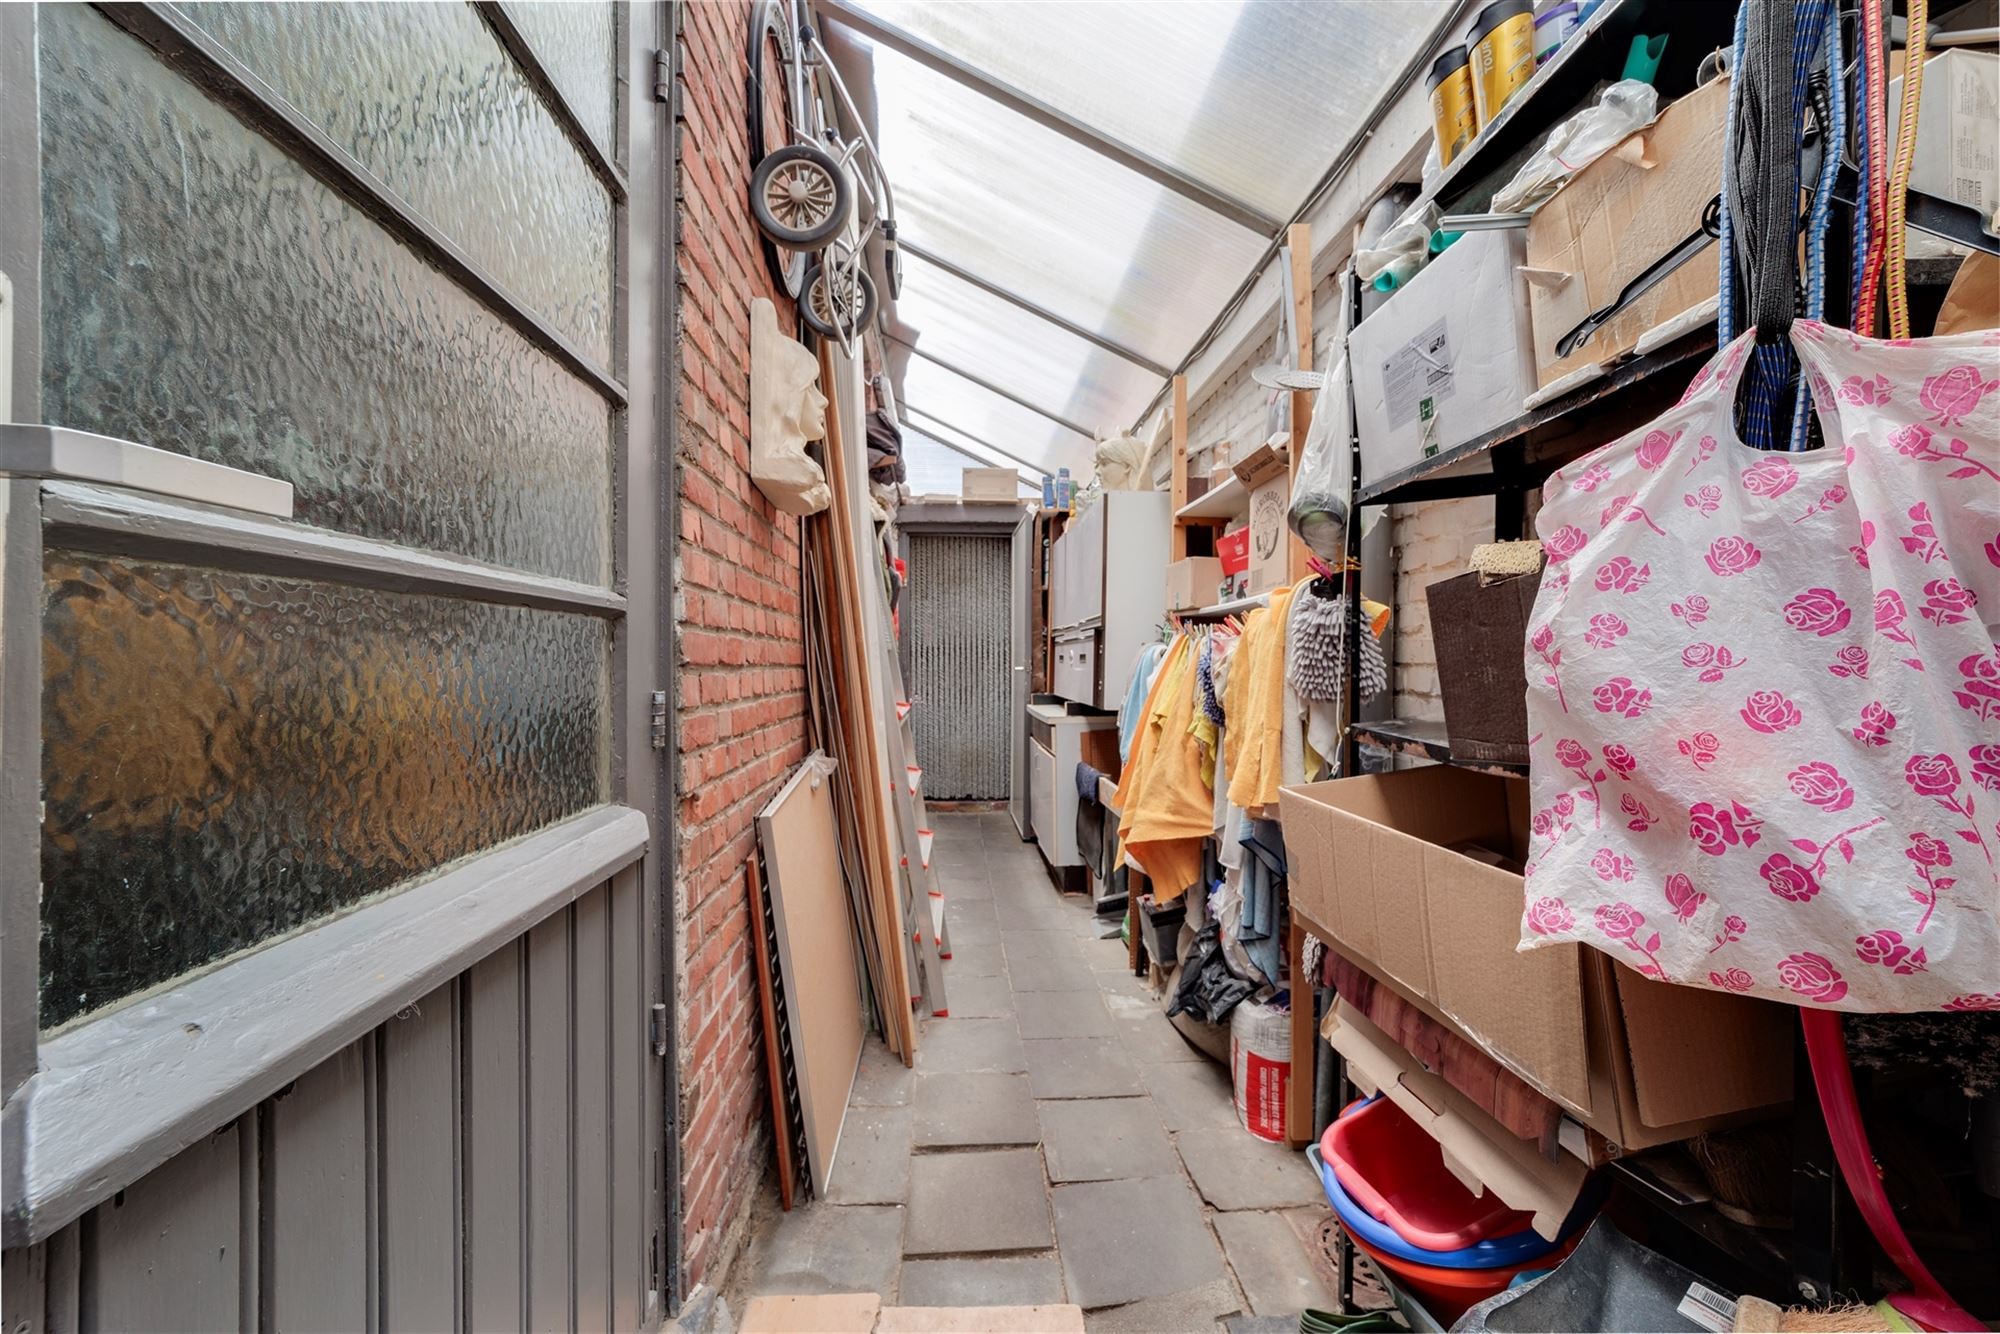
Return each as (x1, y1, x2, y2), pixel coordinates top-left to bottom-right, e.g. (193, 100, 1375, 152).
(1892, 50, 1998, 226)
(1426, 570, 1539, 765)
(1279, 767, 1793, 1150)
(1525, 78, 1730, 387)
(1245, 476, 1290, 594)
(1231, 436, 1290, 489)
(1165, 557, 1223, 612)
(961, 467, 1020, 502)
(1216, 526, 1250, 576)
(1351, 230, 1537, 487)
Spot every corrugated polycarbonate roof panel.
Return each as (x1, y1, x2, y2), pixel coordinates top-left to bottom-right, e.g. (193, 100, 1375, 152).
(897, 357, 1096, 479)
(826, 28, 1269, 369)
(849, 0, 1453, 221)
(889, 260, 1164, 434)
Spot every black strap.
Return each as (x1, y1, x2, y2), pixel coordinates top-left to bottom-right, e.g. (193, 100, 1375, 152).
(1730, 0, 1801, 343)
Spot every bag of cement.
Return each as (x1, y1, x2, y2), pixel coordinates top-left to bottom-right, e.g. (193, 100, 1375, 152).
(1491, 81, 1660, 216)
(1229, 998, 1291, 1143)
(1288, 354, 1351, 561)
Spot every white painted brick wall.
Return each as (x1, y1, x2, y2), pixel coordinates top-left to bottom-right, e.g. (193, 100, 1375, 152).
(1389, 497, 1493, 722)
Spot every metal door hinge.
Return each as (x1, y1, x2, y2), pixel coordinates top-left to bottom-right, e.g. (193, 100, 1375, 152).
(651, 47, 673, 103)
(650, 689, 669, 749)
(650, 1001, 668, 1056)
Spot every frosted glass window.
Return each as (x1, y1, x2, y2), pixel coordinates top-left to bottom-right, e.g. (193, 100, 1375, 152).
(39, 7, 613, 585)
(504, 1, 620, 152)
(852, 0, 1452, 220)
(180, 1, 617, 362)
(39, 555, 610, 1029)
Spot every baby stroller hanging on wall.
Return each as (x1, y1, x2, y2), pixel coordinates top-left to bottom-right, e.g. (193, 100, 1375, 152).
(746, 0, 902, 353)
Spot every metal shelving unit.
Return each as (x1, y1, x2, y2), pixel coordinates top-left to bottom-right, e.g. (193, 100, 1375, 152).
(1350, 718, 1525, 777)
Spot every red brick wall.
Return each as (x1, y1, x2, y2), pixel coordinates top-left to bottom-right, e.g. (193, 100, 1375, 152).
(672, 0, 810, 1293)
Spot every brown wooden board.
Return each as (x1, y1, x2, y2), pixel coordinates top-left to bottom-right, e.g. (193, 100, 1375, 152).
(748, 854, 799, 1211)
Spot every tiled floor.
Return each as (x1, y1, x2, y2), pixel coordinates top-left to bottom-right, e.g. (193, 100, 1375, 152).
(733, 812, 1341, 1328)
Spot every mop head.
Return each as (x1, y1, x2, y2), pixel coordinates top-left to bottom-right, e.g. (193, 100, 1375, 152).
(1285, 590, 1386, 703)
(1469, 540, 1545, 581)
(1732, 1296, 1899, 1332)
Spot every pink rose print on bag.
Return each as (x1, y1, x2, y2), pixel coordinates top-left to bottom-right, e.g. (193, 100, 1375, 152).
(1710, 914, 1747, 953)
(1543, 524, 1589, 561)
(1740, 456, 1799, 498)
(1855, 930, 1928, 975)
(1850, 520, 1876, 569)
(1603, 744, 1636, 778)
(1777, 953, 1848, 1004)
(1594, 903, 1664, 977)
(1677, 730, 1720, 770)
(1704, 536, 1761, 577)
(1664, 873, 1707, 924)
(1905, 754, 1991, 866)
(1688, 800, 1761, 855)
(1955, 647, 2000, 723)
(1782, 588, 1851, 637)
(1919, 363, 2000, 428)
(1788, 762, 1854, 812)
(1681, 642, 1747, 682)
(1670, 594, 1711, 626)
(1529, 623, 1567, 712)
(1987, 531, 2000, 568)
(1874, 590, 1924, 670)
(1526, 897, 1575, 935)
(1594, 557, 1651, 593)
(1853, 701, 1897, 746)
(1600, 495, 1667, 535)
(1593, 677, 1652, 718)
(1971, 744, 2000, 793)
(1900, 502, 1948, 564)
(1760, 853, 1822, 902)
(1635, 429, 1679, 470)
(1920, 577, 1978, 627)
(1944, 994, 2000, 1012)
(1682, 434, 1718, 476)
(1827, 646, 1869, 680)
(1683, 484, 1722, 517)
(1554, 740, 1603, 825)
(1584, 613, 1629, 649)
(1839, 373, 1892, 405)
(1792, 485, 1850, 525)
(1591, 848, 1636, 882)
(1709, 968, 1755, 992)
(1885, 424, 1997, 478)
(1905, 833, 1958, 934)
(1740, 690, 1803, 733)
(1620, 793, 1658, 831)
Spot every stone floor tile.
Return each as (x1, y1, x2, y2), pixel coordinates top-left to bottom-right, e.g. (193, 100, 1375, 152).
(1001, 928, 1083, 961)
(850, 1039, 914, 1107)
(941, 942, 1007, 979)
(915, 1018, 1027, 1074)
(913, 1071, 1038, 1148)
(740, 1293, 880, 1333)
(1140, 1059, 1239, 1133)
(942, 972, 1015, 1019)
(1037, 1097, 1176, 1183)
(905, 1150, 1053, 1255)
(1082, 1278, 1245, 1331)
(1175, 1129, 1324, 1211)
(1024, 1037, 1143, 1099)
(1006, 949, 1097, 992)
(881, 1305, 1084, 1333)
(1112, 1014, 1206, 1063)
(895, 1255, 1066, 1307)
(1015, 990, 1117, 1040)
(742, 1203, 905, 1298)
(1213, 1210, 1335, 1316)
(1052, 1176, 1226, 1310)
(823, 1105, 911, 1205)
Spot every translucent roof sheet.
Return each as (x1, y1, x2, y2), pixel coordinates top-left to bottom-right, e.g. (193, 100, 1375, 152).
(853, 0, 1451, 220)
(821, 0, 1448, 462)
(900, 421, 1037, 494)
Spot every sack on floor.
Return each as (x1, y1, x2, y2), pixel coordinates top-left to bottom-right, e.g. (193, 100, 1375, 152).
(1230, 999, 1291, 1142)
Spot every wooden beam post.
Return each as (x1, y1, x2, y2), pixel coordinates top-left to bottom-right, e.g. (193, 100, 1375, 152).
(1169, 374, 1189, 561)
(1286, 222, 1316, 584)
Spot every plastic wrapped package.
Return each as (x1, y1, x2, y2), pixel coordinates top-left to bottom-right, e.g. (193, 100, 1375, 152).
(1491, 80, 1661, 216)
(1288, 355, 1352, 561)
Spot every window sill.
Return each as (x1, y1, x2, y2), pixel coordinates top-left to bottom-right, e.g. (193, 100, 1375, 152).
(2, 804, 648, 1246)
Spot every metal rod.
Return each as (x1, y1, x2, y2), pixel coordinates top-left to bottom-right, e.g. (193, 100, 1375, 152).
(888, 335, 1097, 440)
(899, 408, 1049, 478)
(1126, 0, 1474, 432)
(95, 2, 630, 407)
(814, 0, 1283, 237)
(475, 1, 629, 199)
(900, 241, 1173, 378)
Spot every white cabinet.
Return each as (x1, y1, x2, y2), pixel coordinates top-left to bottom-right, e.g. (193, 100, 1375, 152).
(1047, 492, 1170, 709)
(1026, 701, 1116, 869)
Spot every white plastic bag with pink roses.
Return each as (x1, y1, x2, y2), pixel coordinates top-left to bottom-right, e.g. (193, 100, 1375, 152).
(1519, 321, 2000, 1013)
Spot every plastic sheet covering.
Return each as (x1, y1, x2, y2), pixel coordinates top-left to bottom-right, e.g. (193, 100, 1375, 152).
(898, 357, 1093, 477)
(850, 0, 1452, 221)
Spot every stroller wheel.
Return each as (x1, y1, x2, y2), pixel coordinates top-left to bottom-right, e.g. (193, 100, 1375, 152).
(799, 260, 877, 340)
(751, 144, 851, 248)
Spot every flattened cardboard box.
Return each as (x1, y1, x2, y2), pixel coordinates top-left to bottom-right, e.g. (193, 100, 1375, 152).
(1280, 766, 1793, 1150)
(1166, 557, 1223, 612)
(1525, 77, 1729, 387)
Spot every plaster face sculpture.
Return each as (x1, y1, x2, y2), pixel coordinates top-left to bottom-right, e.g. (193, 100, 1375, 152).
(750, 297, 833, 516)
(1093, 434, 1148, 491)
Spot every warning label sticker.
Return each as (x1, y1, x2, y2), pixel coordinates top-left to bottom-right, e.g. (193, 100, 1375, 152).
(1381, 318, 1455, 430)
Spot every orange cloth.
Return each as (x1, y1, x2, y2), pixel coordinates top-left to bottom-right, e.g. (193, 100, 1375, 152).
(1224, 583, 1297, 812)
(1116, 636, 1211, 900)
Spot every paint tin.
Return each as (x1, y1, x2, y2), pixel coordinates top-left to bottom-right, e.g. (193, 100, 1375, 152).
(1426, 45, 1478, 168)
(1468, 0, 1536, 125)
(1533, 1, 1580, 65)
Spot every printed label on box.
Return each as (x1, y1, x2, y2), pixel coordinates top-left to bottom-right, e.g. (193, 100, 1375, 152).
(1677, 1281, 1737, 1333)
(1382, 318, 1455, 430)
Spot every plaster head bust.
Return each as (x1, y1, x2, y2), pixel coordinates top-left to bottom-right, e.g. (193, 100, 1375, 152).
(750, 297, 832, 515)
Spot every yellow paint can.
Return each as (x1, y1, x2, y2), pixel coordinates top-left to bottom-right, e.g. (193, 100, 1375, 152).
(1426, 46, 1478, 169)
(1468, 0, 1536, 125)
